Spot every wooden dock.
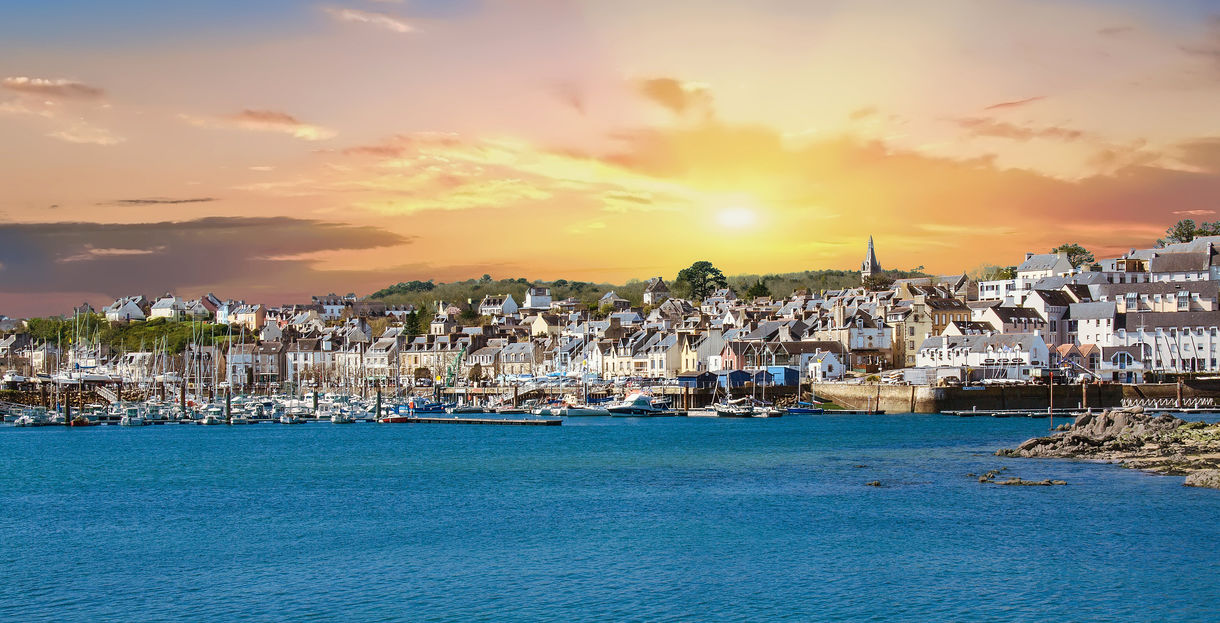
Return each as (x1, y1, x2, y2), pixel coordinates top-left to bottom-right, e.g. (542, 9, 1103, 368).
(401, 416, 562, 426)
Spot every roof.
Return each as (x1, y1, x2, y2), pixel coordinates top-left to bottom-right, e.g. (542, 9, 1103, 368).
(1149, 252, 1211, 273)
(1068, 301, 1117, 320)
(920, 333, 1045, 353)
(1121, 311, 1220, 331)
(1017, 253, 1069, 273)
(988, 307, 1046, 322)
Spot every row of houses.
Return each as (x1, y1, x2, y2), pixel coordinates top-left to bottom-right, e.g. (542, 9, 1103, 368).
(11, 237, 1220, 388)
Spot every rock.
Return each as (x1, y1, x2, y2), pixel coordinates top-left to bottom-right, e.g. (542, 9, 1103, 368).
(865, 480, 882, 487)
(1184, 470, 1220, 490)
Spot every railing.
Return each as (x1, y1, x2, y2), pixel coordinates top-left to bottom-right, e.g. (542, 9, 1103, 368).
(1121, 397, 1215, 408)
(95, 386, 118, 404)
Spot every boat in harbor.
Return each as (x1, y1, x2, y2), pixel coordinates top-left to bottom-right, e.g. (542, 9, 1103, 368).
(330, 411, 355, 424)
(608, 393, 675, 417)
(714, 398, 755, 418)
(784, 401, 825, 415)
(553, 404, 611, 416)
(279, 413, 304, 424)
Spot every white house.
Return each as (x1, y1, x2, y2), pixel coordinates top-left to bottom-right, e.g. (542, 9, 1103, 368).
(916, 333, 1050, 380)
(149, 295, 185, 320)
(524, 287, 552, 310)
(104, 297, 146, 323)
(478, 294, 519, 316)
(806, 351, 846, 381)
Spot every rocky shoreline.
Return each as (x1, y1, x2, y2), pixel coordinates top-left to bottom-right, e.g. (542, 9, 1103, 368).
(996, 408, 1220, 489)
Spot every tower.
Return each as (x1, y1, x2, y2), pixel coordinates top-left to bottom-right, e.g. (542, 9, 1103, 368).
(861, 236, 882, 282)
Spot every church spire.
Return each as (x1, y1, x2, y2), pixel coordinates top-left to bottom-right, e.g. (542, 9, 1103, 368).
(861, 236, 882, 282)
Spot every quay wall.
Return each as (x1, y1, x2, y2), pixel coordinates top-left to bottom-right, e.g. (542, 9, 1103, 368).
(813, 380, 1220, 414)
(815, 383, 1120, 414)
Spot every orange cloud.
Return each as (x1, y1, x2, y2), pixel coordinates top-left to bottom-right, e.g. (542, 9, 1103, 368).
(636, 77, 714, 118)
(2, 76, 105, 100)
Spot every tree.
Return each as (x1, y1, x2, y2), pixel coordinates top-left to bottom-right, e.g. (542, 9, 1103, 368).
(975, 264, 1016, 280)
(460, 306, 479, 323)
(746, 278, 770, 299)
(403, 311, 423, 337)
(480, 274, 492, 283)
(1050, 243, 1095, 268)
(468, 362, 483, 384)
(1158, 219, 1220, 246)
(676, 260, 727, 301)
(861, 273, 895, 291)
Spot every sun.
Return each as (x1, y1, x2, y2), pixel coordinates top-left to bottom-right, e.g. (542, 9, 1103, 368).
(716, 206, 758, 229)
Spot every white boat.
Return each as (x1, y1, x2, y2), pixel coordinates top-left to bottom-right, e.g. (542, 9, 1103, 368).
(229, 415, 253, 425)
(119, 414, 147, 426)
(553, 404, 611, 416)
(279, 414, 304, 424)
(198, 414, 223, 425)
(714, 399, 755, 418)
(607, 393, 675, 417)
(2, 370, 29, 385)
(330, 411, 355, 424)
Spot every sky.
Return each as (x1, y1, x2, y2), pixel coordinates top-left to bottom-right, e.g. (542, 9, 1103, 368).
(2, 0, 1220, 316)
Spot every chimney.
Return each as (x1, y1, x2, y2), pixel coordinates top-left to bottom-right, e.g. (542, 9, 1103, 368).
(1025, 252, 1035, 261)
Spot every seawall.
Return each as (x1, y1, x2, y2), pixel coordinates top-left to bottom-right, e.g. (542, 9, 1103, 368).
(810, 382, 1220, 414)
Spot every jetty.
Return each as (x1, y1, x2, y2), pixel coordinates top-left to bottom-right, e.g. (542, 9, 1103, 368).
(395, 416, 561, 426)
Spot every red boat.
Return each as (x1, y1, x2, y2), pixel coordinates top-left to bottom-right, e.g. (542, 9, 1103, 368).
(378, 415, 414, 423)
(68, 417, 98, 427)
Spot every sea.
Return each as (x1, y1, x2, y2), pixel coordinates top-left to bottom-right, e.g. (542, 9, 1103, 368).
(2, 414, 1219, 622)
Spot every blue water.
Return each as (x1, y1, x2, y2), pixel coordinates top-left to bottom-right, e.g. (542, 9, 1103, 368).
(2, 415, 1219, 622)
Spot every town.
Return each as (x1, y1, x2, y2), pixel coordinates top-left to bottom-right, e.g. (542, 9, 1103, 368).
(3, 220, 1220, 417)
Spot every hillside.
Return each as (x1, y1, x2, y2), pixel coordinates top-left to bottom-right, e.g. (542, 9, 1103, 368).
(368, 268, 930, 313)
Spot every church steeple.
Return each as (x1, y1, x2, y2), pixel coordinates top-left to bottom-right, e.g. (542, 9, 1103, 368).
(861, 236, 882, 282)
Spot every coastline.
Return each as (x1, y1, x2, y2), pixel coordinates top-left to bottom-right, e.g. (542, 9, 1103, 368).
(996, 408, 1220, 489)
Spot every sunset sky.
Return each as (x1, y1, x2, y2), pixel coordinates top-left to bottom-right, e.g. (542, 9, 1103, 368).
(3, 0, 1220, 316)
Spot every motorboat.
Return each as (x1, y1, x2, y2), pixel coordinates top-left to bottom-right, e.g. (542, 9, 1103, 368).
(279, 413, 304, 424)
(784, 401, 825, 415)
(552, 404, 611, 416)
(198, 413, 223, 425)
(118, 409, 147, 426)
(330, 411, 355, 424)
(608, 393, 675, 417)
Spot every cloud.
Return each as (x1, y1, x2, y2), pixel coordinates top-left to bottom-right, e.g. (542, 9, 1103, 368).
(47, 122, 124, 146)
(551, 81, 586, 115)
(848, 107, 878, 121)
(982, 96, 1045, 111)
(1172, 210, 1216, 217)
(1097, 26, 1134, 37)
(953, 117, 1085, 142)
(324, 7, 414, 33)
(0, 217, 408, 298)
(636, 77, 714, 118)
(2, 77, 105, 100)
(103, 197, 217, 206)
(1176, 137, 1220, 173)
(182, 110, 336, 141)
